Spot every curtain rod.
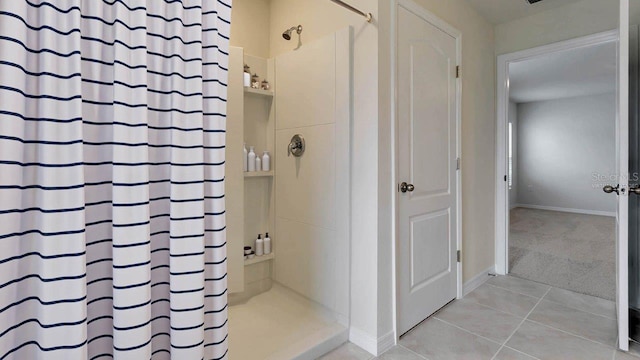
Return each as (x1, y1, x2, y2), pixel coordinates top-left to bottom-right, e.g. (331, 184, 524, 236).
(328, 0, 373, 23)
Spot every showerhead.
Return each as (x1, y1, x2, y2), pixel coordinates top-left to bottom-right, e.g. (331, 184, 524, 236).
(282, 25, 303, 41)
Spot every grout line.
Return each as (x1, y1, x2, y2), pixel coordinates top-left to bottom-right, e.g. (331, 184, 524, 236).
(540, 295, 617, 321)
(431, 317, 503, 346)
(525, 318, 617, 349)
(464, 290, 533, 319)
(490, 287, 551, 360)
(501, 346, 542, 360)
(398, 344, 429, 360)
(484, 280, 550, 300)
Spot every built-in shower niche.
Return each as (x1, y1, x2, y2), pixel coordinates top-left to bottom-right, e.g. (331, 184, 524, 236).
(226, 49, 276, 304)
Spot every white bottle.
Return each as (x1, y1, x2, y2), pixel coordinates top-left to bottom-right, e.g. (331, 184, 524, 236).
(264, 233, 271, 255)
(243, 65, 251, 87)
(255, 156, 262, 172)
(248, 146, 256, 172)
(262, 151, 270, 171)
(243, 143, 248, 172)
(255, 234, 264, 256)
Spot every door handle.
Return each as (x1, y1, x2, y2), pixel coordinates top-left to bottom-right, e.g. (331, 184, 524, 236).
(630, 185, 640, 195)
(400, 182, 415, 193)
(603, 185, 620, 195)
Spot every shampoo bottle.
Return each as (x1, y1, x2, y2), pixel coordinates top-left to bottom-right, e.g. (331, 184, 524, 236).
(262, 151, 270, 171)
(248, 146, 256, 172)
(264, 233, 271, 255)
(255, 155, 262, 172)
(243, 64, 251, 87)
(255, 234, 264, 256)
(243, 143, 248, 172)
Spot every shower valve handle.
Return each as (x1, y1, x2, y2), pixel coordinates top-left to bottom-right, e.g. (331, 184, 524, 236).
(287, 134, 305, 157)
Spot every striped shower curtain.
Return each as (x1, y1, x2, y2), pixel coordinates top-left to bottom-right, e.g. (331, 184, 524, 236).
(0, 1, 231, 359)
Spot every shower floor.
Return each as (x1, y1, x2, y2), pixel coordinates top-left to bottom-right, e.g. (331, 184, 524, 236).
(228, 283, 348, 360)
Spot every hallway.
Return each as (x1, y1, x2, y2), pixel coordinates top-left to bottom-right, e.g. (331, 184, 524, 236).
(322, 276, 637, 360)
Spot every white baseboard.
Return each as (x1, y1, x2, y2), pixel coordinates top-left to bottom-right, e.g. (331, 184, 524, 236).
(349, 327, 396, 356)
(377, 330, 396, 356)
(349, 327, 377, 355)
(463, 265, 496, 297)
(515, 204, 615, 217)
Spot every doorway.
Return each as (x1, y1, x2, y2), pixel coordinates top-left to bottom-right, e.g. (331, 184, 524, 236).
(496, 29, 629, 350)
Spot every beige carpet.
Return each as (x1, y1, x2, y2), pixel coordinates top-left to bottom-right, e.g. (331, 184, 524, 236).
(509, 207, 616, 300)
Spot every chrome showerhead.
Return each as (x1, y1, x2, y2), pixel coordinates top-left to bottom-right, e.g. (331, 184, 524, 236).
(282, 25, 303, 41)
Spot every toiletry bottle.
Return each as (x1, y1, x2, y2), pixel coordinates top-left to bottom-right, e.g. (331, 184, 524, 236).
(255, 234, 264, 256)
(255, 155, 262, 172)
(262, 151, 270, 171)
(243, 64, 251, 87)
(264, 233, 271, 255)
(248, 146, 256, 172)
(243, 143, 248, 172)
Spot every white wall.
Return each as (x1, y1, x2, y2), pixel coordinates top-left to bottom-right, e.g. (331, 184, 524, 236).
(516, 93, 616, 214)
(495, 0, 619, 55)
(509, 101, 518, 209)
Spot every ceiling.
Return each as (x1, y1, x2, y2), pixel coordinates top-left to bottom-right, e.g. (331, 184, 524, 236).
(509, 41, 616, 103)
(464, 0, 585, 24)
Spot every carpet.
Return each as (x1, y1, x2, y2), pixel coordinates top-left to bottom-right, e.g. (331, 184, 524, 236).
(509, 207, 616, 301)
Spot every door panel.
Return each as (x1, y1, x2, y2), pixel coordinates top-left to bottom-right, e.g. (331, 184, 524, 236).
(397, 3, 459, 335)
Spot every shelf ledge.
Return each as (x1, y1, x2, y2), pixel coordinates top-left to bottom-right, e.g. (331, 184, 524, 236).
(244, 171, 274, 178)
(244, 252, 274, 266)
(244, 87, 274, 97)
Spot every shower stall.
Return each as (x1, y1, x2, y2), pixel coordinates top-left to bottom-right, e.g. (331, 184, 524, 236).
(225, 25, 353, 358)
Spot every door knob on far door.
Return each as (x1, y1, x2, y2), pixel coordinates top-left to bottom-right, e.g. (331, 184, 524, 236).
(630, 185, 640, 195)
(400, 182, 415, 193)
(603, 184, 620, 195)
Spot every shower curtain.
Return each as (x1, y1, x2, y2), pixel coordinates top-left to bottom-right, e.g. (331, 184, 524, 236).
(0, 1, 230, 359)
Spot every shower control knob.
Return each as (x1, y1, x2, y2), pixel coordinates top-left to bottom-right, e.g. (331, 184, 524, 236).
(400, 182, 415, 193)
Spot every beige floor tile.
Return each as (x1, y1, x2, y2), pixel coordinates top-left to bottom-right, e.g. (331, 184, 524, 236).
(528, 299, 617, 346)
(466, 283, 539, 317)
(543, 287, 616, 319)
(434, 298, 523, 343)
(615, 350, 640, 360)
(488, 276, 550, 299)
(319, 342, 373, 360)
(375, 346, 425, 360)
(399, 318, 501, 360)
(506, 320, 613, 360)
(494, 346, 538, 360)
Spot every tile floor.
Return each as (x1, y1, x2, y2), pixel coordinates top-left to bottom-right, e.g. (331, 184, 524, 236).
(319, 276, 640, 360)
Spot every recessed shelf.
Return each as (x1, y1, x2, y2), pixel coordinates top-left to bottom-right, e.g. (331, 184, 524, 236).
(244, 171, 274, 178)
(244, 252, 274, 266)
(244, 87, 274, 98)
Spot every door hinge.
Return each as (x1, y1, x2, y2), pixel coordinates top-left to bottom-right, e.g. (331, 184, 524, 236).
(457, 250, 461, 262)
(456, 157, 461, 170)
(456, 65, 461, 78)
(504, 175, 507, 182)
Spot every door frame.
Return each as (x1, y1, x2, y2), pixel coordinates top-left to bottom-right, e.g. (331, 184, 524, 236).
(392, 0, 463, 339)
(493, 29, 628, 351)
(494, 29, 619, 275)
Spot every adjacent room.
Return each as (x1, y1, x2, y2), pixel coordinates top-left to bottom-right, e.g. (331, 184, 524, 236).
(507, 41, 618, 300)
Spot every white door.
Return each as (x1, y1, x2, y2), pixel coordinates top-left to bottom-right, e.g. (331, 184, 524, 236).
(617, 0, 630, 351)
(397, 2, 460, 335)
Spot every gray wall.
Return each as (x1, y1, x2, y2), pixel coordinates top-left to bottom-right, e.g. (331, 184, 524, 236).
(509, 101, 518, 209)
(516, 93, 616, 214)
